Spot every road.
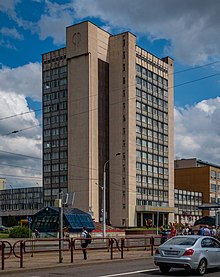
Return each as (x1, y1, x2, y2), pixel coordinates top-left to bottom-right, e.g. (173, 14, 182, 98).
(4, 258, 220, 277)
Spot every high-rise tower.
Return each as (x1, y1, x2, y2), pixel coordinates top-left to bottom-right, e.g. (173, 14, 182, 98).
(42, 21, 174, 227)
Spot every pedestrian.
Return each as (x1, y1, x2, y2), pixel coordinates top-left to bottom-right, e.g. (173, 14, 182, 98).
(34, 229, 39, 238)
(159, 227, 168, 244)
(81, 226, 89, 260)
(217, 226, 220, 239)
(170, 225, 177, 237)
(197, 225, 204, 235)
(203, 225, 211, 236)
(211, 226, 217, 238)
(188, 225, 194, 235)
(64, 227, 69, 238)
(183, 225, 189, 235)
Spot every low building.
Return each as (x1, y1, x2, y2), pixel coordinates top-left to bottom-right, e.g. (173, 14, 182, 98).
(174, 188, 203, 225)
(0, 187, 43, 226)
(175, 158, 220, 217)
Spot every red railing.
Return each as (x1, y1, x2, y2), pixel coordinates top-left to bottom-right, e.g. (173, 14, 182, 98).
(0, 240, 13, 270)
(2, 235, 161, 270)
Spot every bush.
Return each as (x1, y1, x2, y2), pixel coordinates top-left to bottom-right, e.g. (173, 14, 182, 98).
(9, 226, 31, 238)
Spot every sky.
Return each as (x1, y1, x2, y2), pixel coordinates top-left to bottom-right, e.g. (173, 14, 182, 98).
(1, 0, 220, 188)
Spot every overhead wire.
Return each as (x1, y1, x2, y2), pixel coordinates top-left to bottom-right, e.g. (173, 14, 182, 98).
(0, 163, 41, 172)
(0, 108, 41, 121)
(3, 124, 41, 136)
(0, 58, 220, 123)
(1, 60, 220, 182)
(173, 60, 220, 75)
(0, 149, 41, 160)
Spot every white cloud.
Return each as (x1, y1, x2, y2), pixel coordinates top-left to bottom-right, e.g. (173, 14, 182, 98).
(2, 0, 220, 65)
(37, 0, 74, 44)
(72, 0, 220, 65)
(0, 27, 24, 40)
(0, 63, 42, 188)
(0, 0, 20, 15)
(0, 63, 42, 101)
(174, 98, 220, 163)
(0, 39, 17, 50)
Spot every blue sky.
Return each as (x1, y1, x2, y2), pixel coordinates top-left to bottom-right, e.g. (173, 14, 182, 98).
(1, 0, 220, 188)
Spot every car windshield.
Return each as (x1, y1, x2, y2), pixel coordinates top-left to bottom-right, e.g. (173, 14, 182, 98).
(164, 237, 198, 246)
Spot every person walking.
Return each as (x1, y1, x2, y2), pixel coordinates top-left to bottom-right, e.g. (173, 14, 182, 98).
(159, 227, 168, 244)
(203, 225, 211, 236)
(170, 225, 177, 237)
(211, 226, 217, 237)
(34, 229, 39, 238)
(188, 225, 194, 235)
(81, 226, 89, 260)
(197, 225, 204, 235)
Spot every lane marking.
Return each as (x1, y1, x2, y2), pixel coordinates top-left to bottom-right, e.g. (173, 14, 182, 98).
(98, 268, 158, 277)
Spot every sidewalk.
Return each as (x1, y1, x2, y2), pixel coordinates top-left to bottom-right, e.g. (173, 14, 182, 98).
(0, 248, 152, 274)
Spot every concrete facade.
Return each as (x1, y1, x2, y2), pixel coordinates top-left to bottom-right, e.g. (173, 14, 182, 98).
(42, 21, 174, 227)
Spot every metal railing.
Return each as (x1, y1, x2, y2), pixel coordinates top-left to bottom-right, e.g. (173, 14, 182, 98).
(1, 236, 159, 270)
(0, 240, 13, 270)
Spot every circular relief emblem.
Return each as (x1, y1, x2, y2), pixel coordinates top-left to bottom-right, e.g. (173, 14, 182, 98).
(72, 32, 81, 49)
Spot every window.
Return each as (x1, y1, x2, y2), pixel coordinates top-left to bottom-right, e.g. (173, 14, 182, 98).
(136, 162, 141, 170)
(136, 77, 141, 85)
(136, 175, 141, 182)
(202, 238, 219, 248)
(136, 101, 141, 109)
(60, 163, 67, 170)
(136, 138, 141, 145)
(136, 125, 141, 133)
(142, 164, 147, 171)
(136, 89, 141, 97)
(211, 170, 216, 178)
(211, 197, 216, 203)
(211, 184, 216, 192)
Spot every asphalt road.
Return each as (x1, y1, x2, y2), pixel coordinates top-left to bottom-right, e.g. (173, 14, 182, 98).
(3, 258, 220, 277)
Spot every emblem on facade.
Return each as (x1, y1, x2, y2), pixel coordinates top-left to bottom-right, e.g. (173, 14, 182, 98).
(72, 32, 81, 49)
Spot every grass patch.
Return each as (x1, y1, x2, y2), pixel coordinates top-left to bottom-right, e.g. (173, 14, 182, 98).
(0, 233, 9, 239)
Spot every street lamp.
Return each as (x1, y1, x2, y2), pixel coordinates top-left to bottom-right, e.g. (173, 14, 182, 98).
(156, 202, 160, 235)
(103, 152, 121, 237)
(9, 184, 13, 212)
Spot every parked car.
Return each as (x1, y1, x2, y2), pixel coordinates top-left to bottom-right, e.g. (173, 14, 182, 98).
(0, 225, 8, 231)
(154, 235, 220, 275)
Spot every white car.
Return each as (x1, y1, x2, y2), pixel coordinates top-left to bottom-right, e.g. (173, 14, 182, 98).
(154, 235, 220, 275)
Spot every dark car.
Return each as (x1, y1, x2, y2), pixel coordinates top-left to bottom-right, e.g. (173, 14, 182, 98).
(0, 225, 8, 231)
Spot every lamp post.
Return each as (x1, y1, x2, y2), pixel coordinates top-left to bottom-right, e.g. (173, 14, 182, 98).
(156, 202, 160, 235)
(58, 190, 63, 263)
(9, 184, 13, 212)
(103, 152, 121, 237)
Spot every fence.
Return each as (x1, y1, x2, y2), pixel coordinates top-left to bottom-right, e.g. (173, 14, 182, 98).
(0, 236, 161, 270)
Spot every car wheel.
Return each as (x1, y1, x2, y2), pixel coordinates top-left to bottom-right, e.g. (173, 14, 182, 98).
(159, 265, 171, 274)
(196, 259, 207, 276)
